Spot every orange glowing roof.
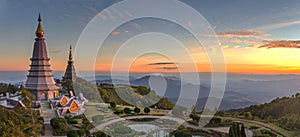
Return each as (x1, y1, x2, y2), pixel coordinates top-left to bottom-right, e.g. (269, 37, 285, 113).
(60, 95, 68, 106)
(69, 100, 79, 113)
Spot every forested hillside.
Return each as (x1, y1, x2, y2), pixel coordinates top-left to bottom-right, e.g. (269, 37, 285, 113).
(228, 93, 300, 133)
(0, 83, 19, 94)
(98, 83, 175, 109)
(63, 78, 175, 109)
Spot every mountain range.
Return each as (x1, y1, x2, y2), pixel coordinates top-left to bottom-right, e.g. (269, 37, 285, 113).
(94, 75, 260, 110)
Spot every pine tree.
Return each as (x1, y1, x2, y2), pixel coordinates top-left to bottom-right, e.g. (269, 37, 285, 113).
(241, 124, 247, 137)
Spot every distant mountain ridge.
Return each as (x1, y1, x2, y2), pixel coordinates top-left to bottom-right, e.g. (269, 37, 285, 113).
(95, 74, 258, 110)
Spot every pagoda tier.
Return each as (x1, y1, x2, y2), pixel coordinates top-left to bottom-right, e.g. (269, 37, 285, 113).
(25, 14, 58, 100)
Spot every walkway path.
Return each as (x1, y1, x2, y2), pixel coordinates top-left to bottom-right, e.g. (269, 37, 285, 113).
(40, 101, 60, 137)
(90, 115, 188, 132)
(90, 114, 291, 137)
(213, 116, 291, 137)
(204, 127, 253, 137)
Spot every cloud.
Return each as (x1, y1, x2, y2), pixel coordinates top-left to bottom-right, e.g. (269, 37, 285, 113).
(99, 13, 107, 21)
(156, 67, 178, 70)
(84, 5, 99, 14)
(63, 13, 72, 18)
(256, 19, 300, 31)
(125, 11, 133, 17)
(103, 9, 115, 19)
(256, 40, 300, 49)
(130, 22, 142, 30)
(111, 31, 120, 36)
(187, 21, 193, 28)
(216, 30, 268, 38)
(148, 62, 177, 66)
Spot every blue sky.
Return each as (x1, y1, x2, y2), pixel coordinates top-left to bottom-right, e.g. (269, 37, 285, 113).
(0, 0, 300, 73)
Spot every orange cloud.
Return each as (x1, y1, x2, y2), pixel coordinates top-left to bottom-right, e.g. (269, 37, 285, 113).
(216, 30, 268, 38)
(255, 40, 300, 49)
(111, 31, 121, 36)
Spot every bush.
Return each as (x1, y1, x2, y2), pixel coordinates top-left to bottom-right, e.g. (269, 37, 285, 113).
(67, 130, 78, 137)
(92, 115, 104, 124)
(65, 115, 71, 123)
(250, 125, 260, 129)
(174, 130, 192, 137)
(113, 111, 123, 115)
(134, 107, 141, 114)
(124, 107, 131, 114)
(144, 107, 150, 114)
(50, 118, 68, 136)
(72, 114, 85, 119)
(50, 118, 67, 127)
(69, 119, 78, 124)
(110, 102, 116, 108)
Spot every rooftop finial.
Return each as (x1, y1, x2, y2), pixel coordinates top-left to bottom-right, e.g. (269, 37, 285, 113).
(69, 45, 73, 61)
(38, 13, 42, 22)
(35, 13, 44, 38)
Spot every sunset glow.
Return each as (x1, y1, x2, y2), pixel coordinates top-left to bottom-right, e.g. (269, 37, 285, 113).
(0, 0, 299, 74)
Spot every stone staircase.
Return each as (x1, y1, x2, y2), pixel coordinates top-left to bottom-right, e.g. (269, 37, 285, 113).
(40, 101, 57, 124)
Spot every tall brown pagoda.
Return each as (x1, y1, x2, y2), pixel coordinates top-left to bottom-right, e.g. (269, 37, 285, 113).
(25, 14, 59, 101)
(62, 46, 77, 82)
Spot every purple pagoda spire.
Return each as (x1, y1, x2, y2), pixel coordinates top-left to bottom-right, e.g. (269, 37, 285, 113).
(25, 14, 59, 100)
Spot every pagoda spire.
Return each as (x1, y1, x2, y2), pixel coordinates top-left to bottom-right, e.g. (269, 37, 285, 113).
(69, 45, 73, 61)
(35, 13, 44, 38)
(63, 46, 77, 82)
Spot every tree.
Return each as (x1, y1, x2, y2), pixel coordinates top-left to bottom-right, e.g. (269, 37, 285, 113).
(241, 124, 246, 137)
(134, 107, 141, 114)
(110, 102, 116, 108)
(124, 107, 131, 114)
(144, 107, 150, 114)
(229, 123, 246, 137)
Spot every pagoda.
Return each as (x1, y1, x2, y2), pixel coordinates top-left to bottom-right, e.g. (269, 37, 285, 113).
(25, 14, 59, 101)
(62, 46, 77, 82)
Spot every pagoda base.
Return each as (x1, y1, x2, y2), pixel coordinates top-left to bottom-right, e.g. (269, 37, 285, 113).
(30, 90, 58, 101)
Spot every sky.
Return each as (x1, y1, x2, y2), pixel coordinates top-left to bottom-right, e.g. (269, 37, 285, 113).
(0, 0, 300, 74)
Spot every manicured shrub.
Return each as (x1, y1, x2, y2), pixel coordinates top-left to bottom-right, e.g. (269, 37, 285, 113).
(67, 130, 78, 137)
(144, 107, 150, 114)
(124, 107, 131, 114)
(134, 107, 140, 114)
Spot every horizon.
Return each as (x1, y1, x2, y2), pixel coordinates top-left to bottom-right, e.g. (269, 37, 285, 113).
(2, 70, 300, 75)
